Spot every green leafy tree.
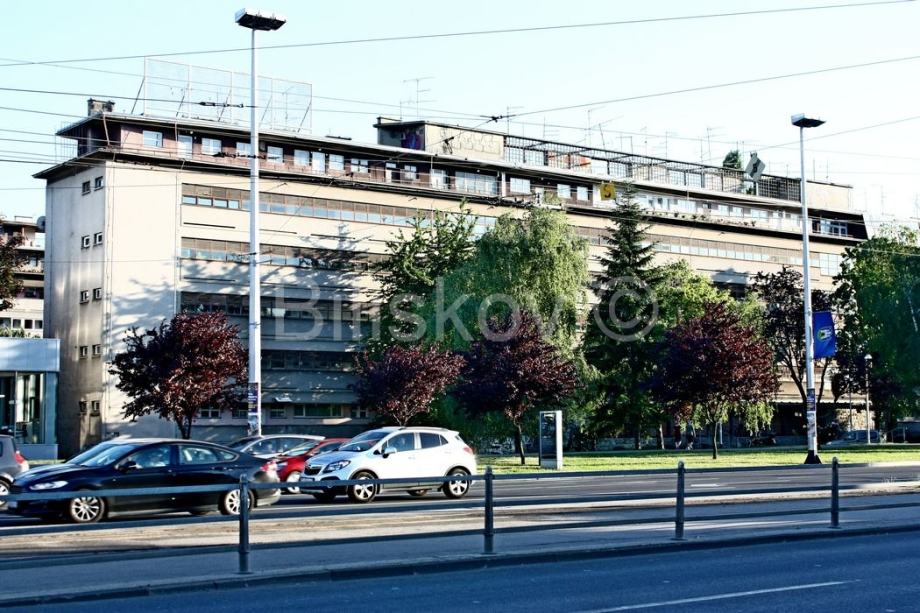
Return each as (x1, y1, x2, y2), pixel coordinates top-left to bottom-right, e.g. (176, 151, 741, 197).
(833, 227, 920, 426)
(582, 186, 664, 448)
(0, 232, 24, 312)
(652, 302, 777, 459)
(423, 206, 588, 353)
(371, 204, 476, 351)
(722, 149, 742, 170)
(109, 312, 247, 439)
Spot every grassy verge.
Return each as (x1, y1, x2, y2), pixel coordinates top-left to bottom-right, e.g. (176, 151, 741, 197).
(481, 446, 920, 473)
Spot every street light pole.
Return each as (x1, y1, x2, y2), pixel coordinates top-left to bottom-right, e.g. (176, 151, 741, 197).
(236, 9, 286, 437)
(792, 114, 825, 465)
(865, 353, 872, 445)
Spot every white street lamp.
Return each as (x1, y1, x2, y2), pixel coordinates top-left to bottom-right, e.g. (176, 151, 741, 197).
(236, 8, 286, 436)
(792, 113, 825, 464)
(864, 353, 873, 445)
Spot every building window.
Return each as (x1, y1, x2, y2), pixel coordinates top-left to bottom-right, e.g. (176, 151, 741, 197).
(576, 186, 589, 202)
(237, 141, 252, 158)
(329, 154, 345, 171)
(269, 407, 287, 419)
(231, 408, 247, 419)
(178, 134, 193, 158)
(92, 344, 101, 357)
(81, 235, 91, 249)
(93, 288, 102, 300)
(509, 177, 531, 194)
(35, 320, 42, 330)
(430, 168, 447, 189)
(79, 346, 89, 358)
(403, 165, 418, 182)
(143, 130, 163, 148)
(557, 184, 572, 199)
(94, 232, 103, 246)
(266, 146, 284, 163)
(79, 290, 89, 304)
(202, 138, 221, 156)
(198, 407, 220, 419)
(81, 181, 91, 195)
(94, 176, 104, 190)
(312, 151, 325, 173)
(455, 171, 498, 196)
(79, 401, 88, 415)
(351, 406, 369, 419)
(293, 149, 309, 166)
(350, 158, 369, 174)
(293, 405, 340, 418)
(91, 401, 101, 415)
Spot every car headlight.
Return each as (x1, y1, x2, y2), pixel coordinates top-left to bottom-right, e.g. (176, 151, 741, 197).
(30, 480, 68, 490)
(323, 460, 350, 473)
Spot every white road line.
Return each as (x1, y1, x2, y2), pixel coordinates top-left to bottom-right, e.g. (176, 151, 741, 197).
(574, 580, 853, 612)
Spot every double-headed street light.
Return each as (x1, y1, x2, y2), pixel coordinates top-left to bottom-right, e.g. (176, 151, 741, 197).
(236, 8, 287, 436)
(792, 113, 825, 464)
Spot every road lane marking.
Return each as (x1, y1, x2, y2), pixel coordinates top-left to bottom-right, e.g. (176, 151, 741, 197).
(575, 580, 853, 611)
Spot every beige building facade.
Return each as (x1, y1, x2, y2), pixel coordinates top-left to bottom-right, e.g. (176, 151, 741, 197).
(37, 108, 864, 455)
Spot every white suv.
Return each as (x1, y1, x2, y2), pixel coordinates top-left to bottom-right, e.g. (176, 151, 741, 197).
(299, 427, 477, 503)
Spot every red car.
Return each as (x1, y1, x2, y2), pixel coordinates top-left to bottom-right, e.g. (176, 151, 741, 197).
(276, 438, 351, 493)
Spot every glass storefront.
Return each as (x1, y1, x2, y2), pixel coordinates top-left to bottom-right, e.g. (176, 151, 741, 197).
(0, 372, 46, 444)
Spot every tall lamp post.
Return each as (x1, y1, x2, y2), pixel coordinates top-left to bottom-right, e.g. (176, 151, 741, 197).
(792, 113, 825, 464)
(864, 353, 872, 445)
(236, 9, 287, 436)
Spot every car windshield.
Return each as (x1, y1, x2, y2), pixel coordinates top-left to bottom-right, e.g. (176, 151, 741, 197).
(228, 436, 260, 450)
(286, 441, 320, 456)
(68, 442, 121, 465)
(339, 438, 382, 453)
(78, 443, 144, 467)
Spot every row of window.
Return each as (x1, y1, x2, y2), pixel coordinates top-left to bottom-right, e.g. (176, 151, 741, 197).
(197, 404, 355, 420)
(179, 237, 387, 272)
(79, 288, 103, 303)
(80, 176, 104, 195)
(181, 184, 497, 233)
(78, 400, 101, 415)
(180, 293, 375, 322)
(0, 318, 42, 330)
(78, 344, 102, 358)
(80, 233, 104, 249)
(262, 350, 355, 372)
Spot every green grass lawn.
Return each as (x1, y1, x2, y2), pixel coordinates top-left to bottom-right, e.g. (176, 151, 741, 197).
(481, 445, 920, 473)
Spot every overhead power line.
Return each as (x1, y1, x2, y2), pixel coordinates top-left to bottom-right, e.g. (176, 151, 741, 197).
(0, 1, 910, 68)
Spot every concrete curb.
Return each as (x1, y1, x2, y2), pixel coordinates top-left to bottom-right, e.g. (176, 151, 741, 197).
(3, 522, 920, 607)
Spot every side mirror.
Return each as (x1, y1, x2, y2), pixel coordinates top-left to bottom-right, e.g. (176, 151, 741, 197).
(382, 446, 397, 458)
(119, 460, 139, 472)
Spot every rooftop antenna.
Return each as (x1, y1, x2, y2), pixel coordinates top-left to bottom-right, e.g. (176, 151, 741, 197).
(584, 107, 604, 148)
(505, 105, 524, 135)
(403, 76, 434, 120)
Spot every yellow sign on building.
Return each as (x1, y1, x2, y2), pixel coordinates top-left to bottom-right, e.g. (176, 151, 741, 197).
(600, 182, 616, 200)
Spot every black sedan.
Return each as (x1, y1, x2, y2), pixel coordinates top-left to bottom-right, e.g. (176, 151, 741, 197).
(6, 438, 280, 523)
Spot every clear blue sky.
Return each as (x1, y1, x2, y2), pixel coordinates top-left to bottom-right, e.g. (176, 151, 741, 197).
(2, 0, 919, 226)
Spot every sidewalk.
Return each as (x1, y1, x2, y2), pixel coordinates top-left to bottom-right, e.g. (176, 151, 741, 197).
(2, 493, 919, 607)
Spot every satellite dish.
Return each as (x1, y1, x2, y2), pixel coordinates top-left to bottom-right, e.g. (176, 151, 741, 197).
(745, 153, 766, 182)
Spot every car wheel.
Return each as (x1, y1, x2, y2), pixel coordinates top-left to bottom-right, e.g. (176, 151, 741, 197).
(443, 468, 471, 499)
(67, 491, 106, 523)
(347, 472, 378, 504)
(219, 488, 255, 516)
(284, 471, 302, 495)
(0, 478, 9, 510)
(408, 489, 429, 498)
(312, 491, 337, 503)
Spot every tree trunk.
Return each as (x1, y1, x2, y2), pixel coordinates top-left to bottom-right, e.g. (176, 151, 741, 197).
(179, 416, 192, 440)
(712, 431, 719, 460)
(656, 424, 664, 450)
(634, 425, 641, 450)
(514, 425, 526, 466)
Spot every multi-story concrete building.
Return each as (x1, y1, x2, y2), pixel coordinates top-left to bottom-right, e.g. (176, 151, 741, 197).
(0, 216, 44, 336)
(36, 104, 865, 455)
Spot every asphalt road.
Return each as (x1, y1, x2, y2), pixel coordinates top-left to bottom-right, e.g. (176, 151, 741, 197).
(1, 462, 919, 533)
(19, 530, 920, 612)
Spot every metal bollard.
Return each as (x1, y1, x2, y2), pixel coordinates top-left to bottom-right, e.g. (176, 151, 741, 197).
(483, 466, 495, 554)
(238, 475, 252, 574)
(830, 457, 840, 529)
(674, 461, 685, 541)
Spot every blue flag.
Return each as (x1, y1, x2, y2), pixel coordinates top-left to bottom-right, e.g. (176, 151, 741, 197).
(813, 311, 836, 359)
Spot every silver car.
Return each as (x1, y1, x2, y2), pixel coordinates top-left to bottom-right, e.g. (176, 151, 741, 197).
(227, 434, 324, 459)
(0, 435, 30, 508)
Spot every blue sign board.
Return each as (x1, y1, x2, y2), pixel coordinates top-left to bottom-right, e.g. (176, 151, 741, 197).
(813, 311, 837, 359)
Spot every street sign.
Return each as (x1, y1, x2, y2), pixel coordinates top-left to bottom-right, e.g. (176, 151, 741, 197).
(745, 153, 766, 182)
(600, 182, 616, 201)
